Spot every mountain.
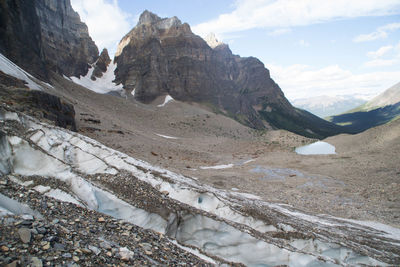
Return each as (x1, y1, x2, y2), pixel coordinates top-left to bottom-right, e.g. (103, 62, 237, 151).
(328, 82, 400, 132)
(363, 81, 400, 110)
(292, 95, 366, 118)
(113, 11, 346, 138)
(0, 0, 99, 81)
(0, 3, 400, 265)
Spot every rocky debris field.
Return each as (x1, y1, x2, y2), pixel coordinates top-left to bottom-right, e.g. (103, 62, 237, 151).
(1, 106, 400, 266)
(0, 176, 219, 266)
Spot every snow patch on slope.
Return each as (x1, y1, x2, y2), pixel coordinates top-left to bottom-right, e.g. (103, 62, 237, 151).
(70, 61, 123, 94)
(0, 53, 42, 90)
(155, 133, 179, 139)
(157, 95, 174, 107)
(200, 164, 234, 170)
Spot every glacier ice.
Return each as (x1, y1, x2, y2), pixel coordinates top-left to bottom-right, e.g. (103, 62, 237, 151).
(0, 193, 43, 219)
(0, 109, 397, 266)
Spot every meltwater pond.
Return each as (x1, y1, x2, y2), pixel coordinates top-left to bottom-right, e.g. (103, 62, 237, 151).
(295, 141, 336, 155)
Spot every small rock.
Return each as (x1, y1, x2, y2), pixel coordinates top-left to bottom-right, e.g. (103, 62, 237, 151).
(73, 256, 79, 262)
(88, 245, 100, 255)
(81, 248, 91, 254)
(100, 241, 111, 250)
(20, 220, 33, 226)
(18, 228, 31, 243)
(53, 242, 65, 251)
(21, 214, 34, 221)
(98, 217, 105, 222)
(62, 253, 72, 258)
(30, 257, 43, 267)
(106, 251, 112, 257)
(107, 223, 117, 229)
(36, 227, 47, 234)
(119, 247, 134, 261)
(140, 242, 152, 251)
(1, 245, 9, 252)
(42, 243, 50, 250)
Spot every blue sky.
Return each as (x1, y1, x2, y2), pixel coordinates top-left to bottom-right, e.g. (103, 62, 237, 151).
(71, 0, 400, 101)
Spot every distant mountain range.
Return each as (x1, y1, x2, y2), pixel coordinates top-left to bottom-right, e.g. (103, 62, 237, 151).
(292, 95, 366, 118)
(328, 82, 400, 132)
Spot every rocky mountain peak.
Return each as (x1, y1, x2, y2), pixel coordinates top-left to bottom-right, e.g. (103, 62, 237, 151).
(113, 11, 346, 138)
(91, 48, 111, 80)
(137, 10, 182, 30)
(204, 33, 224, 48)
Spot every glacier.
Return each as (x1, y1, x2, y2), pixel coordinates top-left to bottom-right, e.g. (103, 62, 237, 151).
(0, 105, 399, 266)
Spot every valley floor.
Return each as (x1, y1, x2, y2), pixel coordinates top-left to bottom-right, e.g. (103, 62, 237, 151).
(1, 75, 399, 265)
(49, 74, 400, 229)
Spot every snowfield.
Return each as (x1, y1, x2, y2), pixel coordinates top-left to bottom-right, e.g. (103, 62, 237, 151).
(0, 107, 399, 266)
(0, 53, 43, 90)
(70, 61, 123, 94)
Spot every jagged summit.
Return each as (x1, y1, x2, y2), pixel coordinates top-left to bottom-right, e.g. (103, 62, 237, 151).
(113, 11, 346, 138)
(204, 33, 224, 48)
(137, 10, 182, 29)
(91, 48, 111, 80)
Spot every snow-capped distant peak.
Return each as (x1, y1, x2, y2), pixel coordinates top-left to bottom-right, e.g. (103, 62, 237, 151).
(292, 95, 366, 117)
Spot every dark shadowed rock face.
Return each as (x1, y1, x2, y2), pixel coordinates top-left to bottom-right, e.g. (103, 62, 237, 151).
(0, 0, 48, 80)
(0, 84, 76, 131)
(91, 48, 111, 80)
(114, 11, 345, 137)
(0, 0, 98, 80)
(35, 0, 99, 77)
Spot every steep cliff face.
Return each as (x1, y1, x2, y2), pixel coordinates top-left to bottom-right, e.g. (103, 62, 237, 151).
(91, 48, 111, 80)
(115, 11, 344, 137)
(0, 0, 47, 80)
(0, 0, 98, 80)
(114, 11, 278, 129)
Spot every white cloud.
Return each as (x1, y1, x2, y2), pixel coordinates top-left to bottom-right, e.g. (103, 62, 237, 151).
(71, 0, 133, 56)
(297, 40, 310, 47)
(265, 63, 400, 100)
(193, 0, 400, 37)
(353, 22, 400, 42)
(364, 58, 397, 67)
(364, 43, 400, 67)
(367, 45, 393, 58)
(268, 28, 292, 36)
